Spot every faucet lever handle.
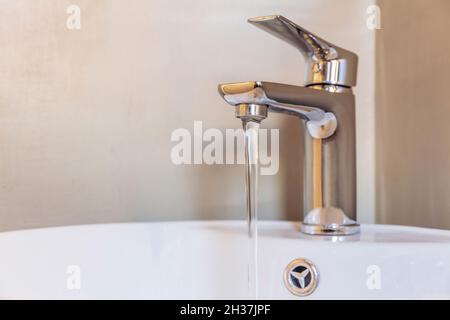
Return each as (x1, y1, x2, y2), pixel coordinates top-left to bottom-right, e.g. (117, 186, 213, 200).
(248, 15, 358, 87)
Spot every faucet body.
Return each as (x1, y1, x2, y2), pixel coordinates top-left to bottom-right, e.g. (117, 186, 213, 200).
(218, 16, 360, 235)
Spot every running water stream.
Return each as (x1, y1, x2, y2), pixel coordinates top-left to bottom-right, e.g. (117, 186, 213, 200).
(242, 120, 260, 299)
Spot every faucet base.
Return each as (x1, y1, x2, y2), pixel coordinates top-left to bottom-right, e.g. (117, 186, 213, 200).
(300, 222, 360, 236)
(300, 207, 360, 236)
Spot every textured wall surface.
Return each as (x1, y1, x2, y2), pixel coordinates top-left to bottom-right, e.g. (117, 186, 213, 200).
(0, 0, 374, 231)
(376, 0, 450, 229)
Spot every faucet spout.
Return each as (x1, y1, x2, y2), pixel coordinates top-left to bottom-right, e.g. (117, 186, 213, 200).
(218, 81, 343, 139)
(219, 81, 325, 121)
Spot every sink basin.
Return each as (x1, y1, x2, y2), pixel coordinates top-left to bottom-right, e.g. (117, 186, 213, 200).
(0, 221, 449, 299)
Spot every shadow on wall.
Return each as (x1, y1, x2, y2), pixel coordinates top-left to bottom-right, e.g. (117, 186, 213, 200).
(376, 0, 450, 229)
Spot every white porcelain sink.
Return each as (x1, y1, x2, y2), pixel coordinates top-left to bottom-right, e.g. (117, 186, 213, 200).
(0, 221, 449, 300)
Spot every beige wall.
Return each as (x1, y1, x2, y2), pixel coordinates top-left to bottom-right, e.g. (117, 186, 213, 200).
(376, 0, 450, 229)
(0, 0, 375, 231)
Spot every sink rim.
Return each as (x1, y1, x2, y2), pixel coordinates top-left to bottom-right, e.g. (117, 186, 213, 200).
(1, 220, 450, 245)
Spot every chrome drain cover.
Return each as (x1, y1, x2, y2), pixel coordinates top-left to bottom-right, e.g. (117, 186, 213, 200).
(284, 258, 319, 296)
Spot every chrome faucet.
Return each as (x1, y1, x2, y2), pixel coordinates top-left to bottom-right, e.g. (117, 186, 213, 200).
(218, 15, 360, 235)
